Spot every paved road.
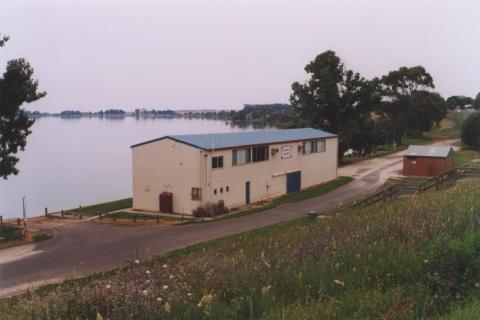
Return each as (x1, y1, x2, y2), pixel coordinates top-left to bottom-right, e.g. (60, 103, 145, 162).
(0, 152, 403, 297)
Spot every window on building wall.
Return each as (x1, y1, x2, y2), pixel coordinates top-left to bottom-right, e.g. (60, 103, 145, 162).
(252, 146, 269, 162)
(317, 139, 326, 152)
(212, 156, 224, 169)
(303, 139, 326, 154)
(214, 189, 217, 195)
(226, 186, 229, 192)
(232, 148, 251, 165)
(303, 140, 314, 154)
(220, 187, 223, 193)
(191, 188, 202, 200)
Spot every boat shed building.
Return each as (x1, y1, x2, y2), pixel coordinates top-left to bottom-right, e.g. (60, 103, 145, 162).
(403, 145, 455, 177)
(131, 128, 338, 215)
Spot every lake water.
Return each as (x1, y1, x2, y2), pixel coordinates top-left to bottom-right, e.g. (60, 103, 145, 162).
(0, 117, 260, 219)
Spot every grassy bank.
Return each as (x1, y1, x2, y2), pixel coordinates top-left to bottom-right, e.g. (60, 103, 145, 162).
(401, 111, 468, 146)
(216, 176, 353, 221)
(455, 150, 480, 167)
(68, 198, 132, 216)
(425, 111, 468, 141)
(2, 178, 480, 319)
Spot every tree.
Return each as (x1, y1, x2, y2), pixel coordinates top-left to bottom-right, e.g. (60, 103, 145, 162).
(379, 66, 446, 144)
(407, 91, 447, 135)
(461, 113, 480, 150)
(473, 92, 480, 111)
(446, 95, 473, 110)
(0, 35, 46, 178)
(290, 50, 380, 162)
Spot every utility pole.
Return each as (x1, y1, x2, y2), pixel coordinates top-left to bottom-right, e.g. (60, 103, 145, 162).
(22, 196, 27, 234)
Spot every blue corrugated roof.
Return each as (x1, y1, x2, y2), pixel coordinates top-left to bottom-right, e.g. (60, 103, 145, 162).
(131, 128, 337, 150)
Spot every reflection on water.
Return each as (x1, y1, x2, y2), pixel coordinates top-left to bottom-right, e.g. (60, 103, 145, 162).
(0, 117, 263, 218)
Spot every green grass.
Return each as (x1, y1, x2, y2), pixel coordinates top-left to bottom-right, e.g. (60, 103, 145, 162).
(0, 223, 21, 242)
(214, 176, 353, 221)
(439, 296, 480, 319)
(401, 135, 433, 145)
(4, 178, 480, 319)
(454, 150, 480, 167)
(32, 232, 53, 242)
(68, 198, 132, 216)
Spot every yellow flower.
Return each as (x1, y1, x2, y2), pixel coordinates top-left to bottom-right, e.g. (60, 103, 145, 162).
(164, 302, 171, 313)
(261, 284, 272, 296)
(197, 294, 214, 307)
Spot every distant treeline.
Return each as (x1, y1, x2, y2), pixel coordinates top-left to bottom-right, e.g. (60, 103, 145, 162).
(23, 104, 297, 128)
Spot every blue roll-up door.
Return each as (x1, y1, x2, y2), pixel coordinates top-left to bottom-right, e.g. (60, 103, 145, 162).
(286, 171, 301, 193)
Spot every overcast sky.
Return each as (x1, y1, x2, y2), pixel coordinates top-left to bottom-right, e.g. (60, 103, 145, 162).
(1, 0, 479, 112)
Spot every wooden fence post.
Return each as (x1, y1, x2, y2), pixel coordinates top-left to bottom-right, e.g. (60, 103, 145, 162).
(44, 208, 48, 216)
(0, 215, 2, 224)
(61, 209, 64, 217)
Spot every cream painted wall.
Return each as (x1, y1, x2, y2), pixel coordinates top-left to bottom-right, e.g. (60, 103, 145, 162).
(132, 138, 203, 213)
(132, 137, 338, 214)
(207, 138, 338, 208)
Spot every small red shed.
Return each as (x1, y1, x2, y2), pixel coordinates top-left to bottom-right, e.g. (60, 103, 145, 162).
(403, 145, 455, 177)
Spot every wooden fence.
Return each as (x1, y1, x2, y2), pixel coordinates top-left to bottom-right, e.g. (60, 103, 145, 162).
(353, 167, 472, 208)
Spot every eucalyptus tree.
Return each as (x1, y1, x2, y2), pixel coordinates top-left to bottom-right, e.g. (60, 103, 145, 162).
(379, 66, 446, 144)
(0, 35, 46, 178)
(290, 50, 380, 162)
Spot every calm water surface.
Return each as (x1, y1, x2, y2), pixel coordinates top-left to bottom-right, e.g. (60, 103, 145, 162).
(0, 117, 260, 219)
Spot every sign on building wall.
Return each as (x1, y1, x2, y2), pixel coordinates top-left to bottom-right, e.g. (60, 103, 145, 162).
(281, 146, 292, 159)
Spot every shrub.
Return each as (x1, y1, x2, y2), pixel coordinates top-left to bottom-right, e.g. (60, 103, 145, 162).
(32, 232, 52, 242)
(461, 113, 480, 150)
(0, 224, 22, 241)
(192, 200, 229, 218)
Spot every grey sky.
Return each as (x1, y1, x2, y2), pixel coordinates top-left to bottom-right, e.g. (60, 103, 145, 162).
(1, 0, 479, 112)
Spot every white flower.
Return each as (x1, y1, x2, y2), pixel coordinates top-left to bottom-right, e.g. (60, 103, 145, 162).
(157, 297, 163, 302)
(187, 292, 192, 297)
(134, 259, 140, 264)
(169, 274, 174, 280)
(142, 289, 149, 296)
(162, 264, 168, 269)
(146, 270, 151, 275)
(424, 259, 429, 263)
(145, 279, 150, 284)
(105, 284, 112, 289)
(163, 285, 169, 290)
